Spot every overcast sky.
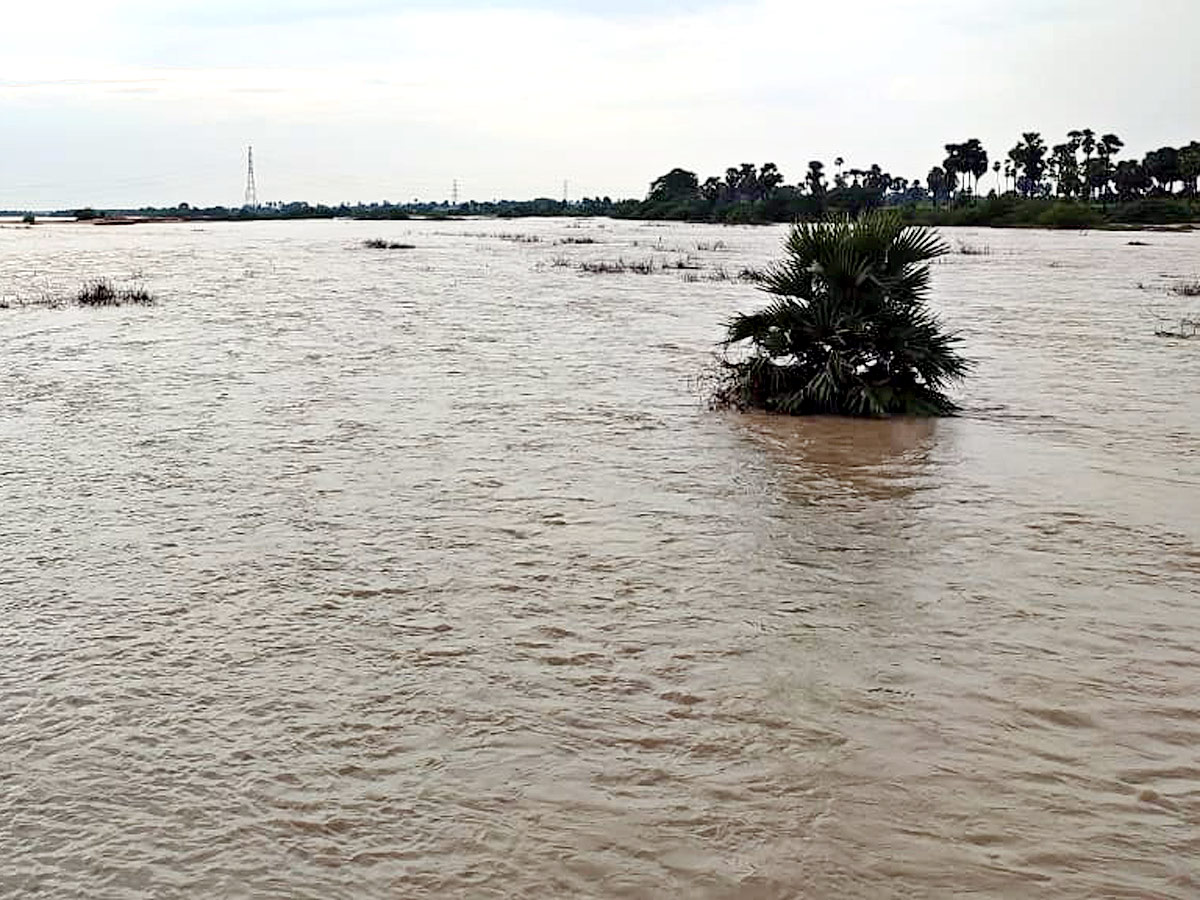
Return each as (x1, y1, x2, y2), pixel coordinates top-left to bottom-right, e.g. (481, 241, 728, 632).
(1, 0, 1196, 209)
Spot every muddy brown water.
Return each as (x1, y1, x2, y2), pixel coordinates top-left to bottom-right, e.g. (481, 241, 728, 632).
(2, 218, 1198, 898)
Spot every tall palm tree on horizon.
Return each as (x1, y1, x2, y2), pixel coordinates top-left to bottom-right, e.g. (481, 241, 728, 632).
(1079, 128, 1097, 201)
(1095, 133, 1124, 206)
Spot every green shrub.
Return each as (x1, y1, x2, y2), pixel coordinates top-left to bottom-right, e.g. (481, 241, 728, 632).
(720, 202, 758, 224)
(714, 212, 968, 417)
(1113, 198, 1194, 224)
(1037, 202, 1104, 230)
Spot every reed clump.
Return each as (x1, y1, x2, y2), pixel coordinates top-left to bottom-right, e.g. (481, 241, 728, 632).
(76, 280, 156, 307)
(955, 242, 991, 256)
(363, 239, 416, 250)
(578, 258, 656, 275)
(682, 266, 762, 283)
(1155, 318, 1199, 338)
(490, 233, 542, 243)
(2, 279, 157, 310)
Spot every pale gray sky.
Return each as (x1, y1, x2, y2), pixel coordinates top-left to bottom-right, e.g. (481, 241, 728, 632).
(1, 0, 1196, 208)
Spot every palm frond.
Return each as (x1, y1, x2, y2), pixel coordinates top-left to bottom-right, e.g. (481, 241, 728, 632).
(714, 210, 968, 418)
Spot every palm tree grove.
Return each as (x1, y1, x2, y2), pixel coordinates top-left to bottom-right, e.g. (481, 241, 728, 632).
(630, 130, 1200, 228)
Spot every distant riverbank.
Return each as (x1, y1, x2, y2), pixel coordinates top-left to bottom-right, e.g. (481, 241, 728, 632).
(7, 129, 1198, 231)
(898, 196, 1196, 231)
(7, 207, 1196, 234)
(6, 194, 1196, 233)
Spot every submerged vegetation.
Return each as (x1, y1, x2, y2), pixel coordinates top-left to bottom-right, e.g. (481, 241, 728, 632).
(1, 279, 156, 310)
(1155, 318, 1199, 339)
(681, 266, 761, 283)
(954, 242, 991, 256)
(489, 233, 543, 243)
(578, 258, 656, 275)
(76, 280, 156, 307)
(542, 253, 727, 276)
(713, 212, 967, 417)
(363, 238, 416, 249)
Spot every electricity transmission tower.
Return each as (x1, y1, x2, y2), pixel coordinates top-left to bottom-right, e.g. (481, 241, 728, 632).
(452, 179, 459, 206)
(244, 146, 258, 210)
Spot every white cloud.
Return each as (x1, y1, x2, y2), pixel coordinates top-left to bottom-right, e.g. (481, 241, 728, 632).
(0, 0, 1197, 207)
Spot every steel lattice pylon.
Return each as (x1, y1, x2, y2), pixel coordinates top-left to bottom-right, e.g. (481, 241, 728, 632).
(244, 146, 258, 210)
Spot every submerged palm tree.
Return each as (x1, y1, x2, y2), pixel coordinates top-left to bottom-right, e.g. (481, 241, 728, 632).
(714, 211, 968, 417)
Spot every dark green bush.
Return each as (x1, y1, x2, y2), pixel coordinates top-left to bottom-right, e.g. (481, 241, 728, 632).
(1113, 198, 1194, 224)
(714, 212, 968, 417)
(1037, 202, 1105, 229)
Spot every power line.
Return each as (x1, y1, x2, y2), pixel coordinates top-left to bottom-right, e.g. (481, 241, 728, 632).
(244, 145, 258, 209)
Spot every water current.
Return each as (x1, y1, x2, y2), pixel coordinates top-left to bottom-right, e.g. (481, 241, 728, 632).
(2, 217, 1199, 898)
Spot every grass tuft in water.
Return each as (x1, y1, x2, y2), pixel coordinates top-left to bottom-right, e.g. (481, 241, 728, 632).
(363, 239, 416, 250)
(489, 233, 542, 243)
(76, 280, 157, 307)
(681, 266, 762, 283)
(1155, 317, 1199, 338)
(578, 258, 656, 275)
(955, 242, 991, 256)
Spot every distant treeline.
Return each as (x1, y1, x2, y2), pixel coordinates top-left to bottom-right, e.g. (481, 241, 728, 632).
(30, 130, 1198, 228)
(45, 197, 628, 223)
(629, 130, 1200, 227)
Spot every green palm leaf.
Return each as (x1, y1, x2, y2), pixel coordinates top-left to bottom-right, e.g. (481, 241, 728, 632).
(715, 210, 969, 417)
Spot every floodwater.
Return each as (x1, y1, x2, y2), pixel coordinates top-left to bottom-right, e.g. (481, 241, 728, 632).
(2, 217, 1198, 898)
